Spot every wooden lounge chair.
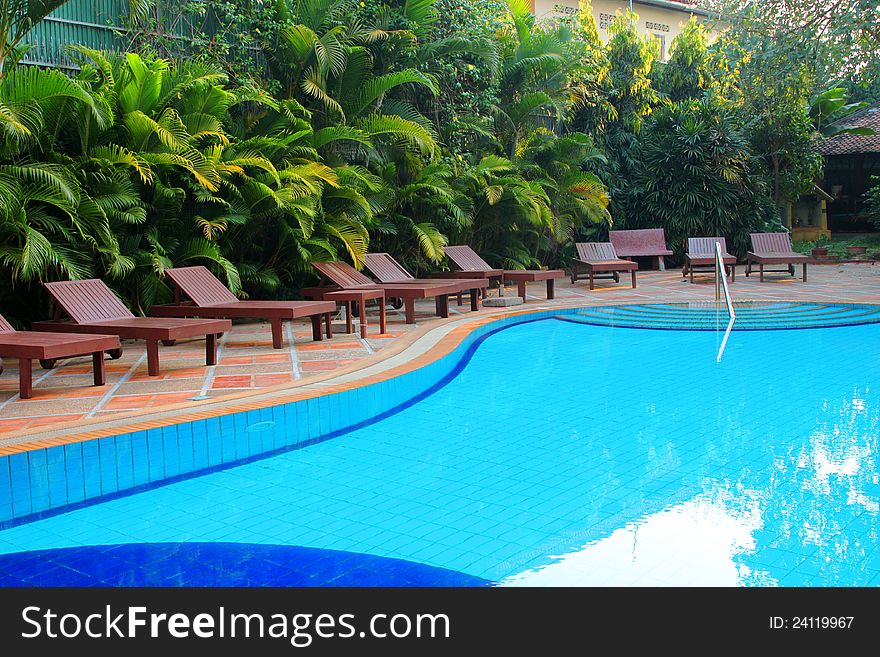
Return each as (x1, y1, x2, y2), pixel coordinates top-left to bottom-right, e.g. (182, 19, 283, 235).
(423, 245, 565, 301)
(0, 314, 120, 399)
(609, 228, 673, 270)
(150, 266, 336, 348)
(31, 280, 230, 376)
(683, 237, 736, 284)
(362, 252, 495, 302)
(304, 261, 487, 324)
(571, 242, 638, 289)
(745, 233, 808, 282)
(431, 245, 505, 294)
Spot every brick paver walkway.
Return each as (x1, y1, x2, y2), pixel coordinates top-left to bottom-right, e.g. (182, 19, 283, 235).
(2, 263, 878, 435)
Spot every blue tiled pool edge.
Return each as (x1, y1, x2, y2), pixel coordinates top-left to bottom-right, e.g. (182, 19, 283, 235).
(0, 310, 559, 529)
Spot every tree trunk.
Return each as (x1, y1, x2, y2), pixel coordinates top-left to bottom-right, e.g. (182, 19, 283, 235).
(772, 154, 781, 204)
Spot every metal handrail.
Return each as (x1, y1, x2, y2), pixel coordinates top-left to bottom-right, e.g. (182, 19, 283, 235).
(715, 241, 735, 362)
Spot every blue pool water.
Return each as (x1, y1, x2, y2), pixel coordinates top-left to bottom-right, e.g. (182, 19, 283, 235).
(1, 304, 879, 586)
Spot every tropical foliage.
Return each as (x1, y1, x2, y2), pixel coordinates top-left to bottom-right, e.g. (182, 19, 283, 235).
(0, 0, 877, 321)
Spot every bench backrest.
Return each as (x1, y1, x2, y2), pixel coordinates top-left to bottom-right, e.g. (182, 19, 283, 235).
(312, 261, 376, 288)
(687, 237, 728, 256)
(44, 280, 134, 323)
(750, 232, 794, 253)
(0, 313, 15, 333)
(609, 228, 669, 256)
(362, 253, 416, 282)
(165, 266, 238, 306)
(445, 245, 493, 272)
(576, 242, 619, 261)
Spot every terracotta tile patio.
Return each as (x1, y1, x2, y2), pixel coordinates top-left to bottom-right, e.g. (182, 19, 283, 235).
(1, 262, 878, 437)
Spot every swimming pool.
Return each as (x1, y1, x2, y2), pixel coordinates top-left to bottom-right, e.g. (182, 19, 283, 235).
(1, 303, 878, 586)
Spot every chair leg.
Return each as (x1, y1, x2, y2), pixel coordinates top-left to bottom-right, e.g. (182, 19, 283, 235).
(310, 315, 322, 341)
(92, 351, 106, 386)
(658, 256, 666, 271)
(324, 312, 333, 338)
(547, 279, 555, 300)
(803, 263, 807, 282)
(378, 298, 387, 335)
(359, 300, 369, 339)
(589, 269, 595, 290)
(270, 317, 284, 349)
(146, 340, 160, 376)
(404, 298, 415, 324)
(345, 301, 354, 334)
(206, 333, 217, 366)
(437, 294, 450, 318)
(631, 271, 637, 288)
(470, 289, 479, 312)
(19, 358, 33, 399)
(517, 281, 527, 299)
(759, 263, 764, 282)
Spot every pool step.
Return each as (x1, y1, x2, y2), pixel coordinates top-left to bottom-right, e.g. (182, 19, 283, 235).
(563, 302, 880, 331)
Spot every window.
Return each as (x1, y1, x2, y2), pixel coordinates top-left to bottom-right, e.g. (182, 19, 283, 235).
(599, 12, 614, 29)
(654, 34, 666, 61)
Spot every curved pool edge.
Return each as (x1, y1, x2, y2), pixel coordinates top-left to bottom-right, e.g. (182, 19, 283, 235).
(0, 299, 588, 451)
(0, 298, 612, 528)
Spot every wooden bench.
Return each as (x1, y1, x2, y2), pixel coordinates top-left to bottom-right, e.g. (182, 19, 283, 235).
(609, 228, 673, 270)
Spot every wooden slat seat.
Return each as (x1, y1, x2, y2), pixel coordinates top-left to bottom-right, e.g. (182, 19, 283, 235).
(683, 237, 737, 284)
(306, 261, 487, 324)
(745, 233, 808, 282)
(430, 245, 564, 301)
(430, 245, 504, 295)
(150, 266, 336, 348)
(609, 228, 674, 270)
(362, 252, 491, 305)
(571, 242, 638, 290)
(0, 313, 120, 398)
(31, 279, 230, 376)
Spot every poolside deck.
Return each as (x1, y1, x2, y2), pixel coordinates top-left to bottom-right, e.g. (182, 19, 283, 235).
(2, 263, 878, 439)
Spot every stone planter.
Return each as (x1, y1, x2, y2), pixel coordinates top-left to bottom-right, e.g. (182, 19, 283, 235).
(846, 246, 867, 256)
(811, 247, 828, 258)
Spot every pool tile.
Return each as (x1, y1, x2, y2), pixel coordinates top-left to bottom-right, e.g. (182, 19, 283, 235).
(45, 447, 67, 509)
(81, 440, 101, 499)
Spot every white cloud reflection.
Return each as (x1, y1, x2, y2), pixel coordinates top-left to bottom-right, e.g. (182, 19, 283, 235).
(500, 486, 769, 587)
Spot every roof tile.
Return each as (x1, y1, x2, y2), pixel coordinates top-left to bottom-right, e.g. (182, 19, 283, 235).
(817, 103, 880, 155)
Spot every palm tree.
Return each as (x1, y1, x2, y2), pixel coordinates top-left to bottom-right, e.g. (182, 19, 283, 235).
(0, 64, 119, 284)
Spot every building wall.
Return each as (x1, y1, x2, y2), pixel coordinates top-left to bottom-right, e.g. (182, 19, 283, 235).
(532, 0, 719, 61)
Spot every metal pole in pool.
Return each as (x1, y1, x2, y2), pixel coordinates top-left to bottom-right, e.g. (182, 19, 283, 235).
(715, 260, 720, 301)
